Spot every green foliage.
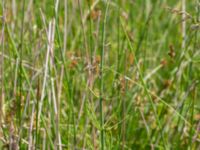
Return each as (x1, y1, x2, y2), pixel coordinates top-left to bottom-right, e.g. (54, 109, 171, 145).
(0, 0, 200, 149)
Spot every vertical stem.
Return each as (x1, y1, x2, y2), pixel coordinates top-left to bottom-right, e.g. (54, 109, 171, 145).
(122, 49, 127, 150)
(189, 1, 199, 148)
(117, 1, 121, 147)
(35, 77, 40, 149)
(0, 0, 5, 128)
(28, 103, 35, 150)
(182, 0, 186, 50)
(18, 0, 26, 147)
(63, 0, 67, 55)
(78, 0, 89, 61)
(88, 0, 94, 64)
(99, 1, 110, 149)
(62, 0, 68, 149)
(56, 0, 68, 148)
(12, 0, 16, 20)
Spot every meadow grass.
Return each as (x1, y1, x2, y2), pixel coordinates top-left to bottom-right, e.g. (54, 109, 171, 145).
(0, 0, 200, 149)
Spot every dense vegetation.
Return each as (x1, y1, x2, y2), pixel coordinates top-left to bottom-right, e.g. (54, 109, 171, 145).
(0, 0, 200, 149)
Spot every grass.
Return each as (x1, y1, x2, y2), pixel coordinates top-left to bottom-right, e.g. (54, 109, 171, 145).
(0, 0, 200, 149)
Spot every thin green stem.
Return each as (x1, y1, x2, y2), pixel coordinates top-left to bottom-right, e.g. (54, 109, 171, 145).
(99, 1, 110, 150)
(18, 0, 26, 148)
